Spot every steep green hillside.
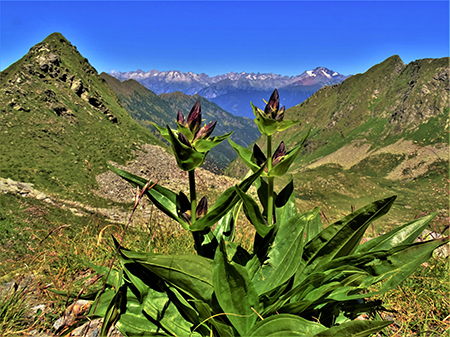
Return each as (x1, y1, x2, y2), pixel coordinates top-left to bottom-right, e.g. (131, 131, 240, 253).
(100, 73, 260, 170)
(0, 33, 163, 203)
(227, 56, 449, 229)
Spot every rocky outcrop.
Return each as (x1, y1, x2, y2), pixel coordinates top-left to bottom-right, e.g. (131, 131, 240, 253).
(1, 36, 118, 124)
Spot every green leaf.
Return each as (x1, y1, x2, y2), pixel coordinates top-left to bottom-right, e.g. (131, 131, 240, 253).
(274, 179, 297, 228)
(142, 287, 202, 337)
(166, 125, 206, 171)
(315, 238, 449, 300)
(100, 283, 126, 337)
(248, 314, 327, 337)
(151, 122, 171, 143)
(235, 184, 273, 238)
(116, 313, 168, 336)
(314, 320, 391, 337)
(120, 250, 214, 303)
(213, 201, 240, 242)
(194, 132, 233, 152)
(356, 212, 438, 254)
(190, 164, 265, 231)
(84, 259, 121, 287)
(252, 102, 279, 136)
(177, 123, 194, 142)
(213, 240, 259, 336)
(227, 138, 261, 172)
(114, 286, 167, 336)
(252, 210, 313, 296)
(276, 119, 301, 132)
(299, 196, 397, 284)
(89, 288, 117, 318)
(268, 144, 302, 177)
(304, 208, 322, 244)
(108, 164, 189, 229)
(190, 300, 237, 337)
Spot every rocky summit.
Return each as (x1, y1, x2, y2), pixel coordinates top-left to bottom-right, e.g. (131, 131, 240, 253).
(0, 32, 162, 201)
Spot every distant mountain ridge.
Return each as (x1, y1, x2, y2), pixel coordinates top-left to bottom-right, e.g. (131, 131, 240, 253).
(100, 73, 260, 170)
(109, 67, 350, 117)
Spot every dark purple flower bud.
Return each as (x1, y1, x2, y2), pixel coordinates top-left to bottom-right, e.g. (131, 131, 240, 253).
(178, 132, 192, 148)
(178, 191, 192, 223)
(253, 144, 267, 168)
(275, 106, 285, 121)
(272, 142, 286, 167)
(181, 212, 191, 224)
(187, 101, 202, 136)
(196, 196, 208, 218)
(264, 89, 280, 119)
(177, 110, 186, 126)
(194, 121, 217, 141)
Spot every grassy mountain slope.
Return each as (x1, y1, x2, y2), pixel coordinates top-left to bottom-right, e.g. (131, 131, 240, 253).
(0, 33, 163, 203)
(100, 73, 260, 170)
(227, 56, 449, 229)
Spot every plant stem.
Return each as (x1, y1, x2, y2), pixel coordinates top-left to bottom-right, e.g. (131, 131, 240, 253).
(267, 135, 274, 226)
(189, 169, 197, 223)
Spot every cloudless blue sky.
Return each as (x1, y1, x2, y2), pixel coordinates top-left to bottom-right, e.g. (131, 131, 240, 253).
(1, 1, 448, 76)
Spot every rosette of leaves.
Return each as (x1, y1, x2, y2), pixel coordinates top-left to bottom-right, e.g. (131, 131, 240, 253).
(83, 191, 448, 337)
(151, 101, 232, 172)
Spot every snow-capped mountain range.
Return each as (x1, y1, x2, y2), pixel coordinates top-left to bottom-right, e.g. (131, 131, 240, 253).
(109, 67, 350, 117)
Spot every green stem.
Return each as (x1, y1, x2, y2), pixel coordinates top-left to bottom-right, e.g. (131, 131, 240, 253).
(267, 135, 274, 226)
(189, 169, 197, 223)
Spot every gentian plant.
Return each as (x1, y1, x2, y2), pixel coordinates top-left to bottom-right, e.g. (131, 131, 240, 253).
(75, 91, 447, 337)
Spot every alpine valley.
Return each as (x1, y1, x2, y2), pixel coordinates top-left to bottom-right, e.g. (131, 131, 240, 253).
(1, 32, 448, 233)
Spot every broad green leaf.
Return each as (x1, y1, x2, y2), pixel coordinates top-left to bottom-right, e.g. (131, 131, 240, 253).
(115, 313, 168, 336)
(224, 240, 252, 266)
(252, 210, 312, 296)
(166, 125, 206, 171)
(256, 177, 270, 216)
(304, 207, 322, 244)
(190, 165, 265, 231)
(298, 196, 396, 284)
(100, 284, 126, 337)
(248, 314, 327, 337)
(235, 184, 273, 238)
(194, 132, 233, 152)
(114, 286, 167, 336)
(315, 238, 449, 300)
(120, 250, 214, 303)
(314, 320, 391, 337)
(89, 287, 116, 318)
(108, 164, 189, 229)
(213, 240, 260, 336)
(356, 212, 438, 253)
(227, 138, 261, 172)
(213, 201, 240, 242)
(190, 300, 236, 337)
(165, 284, 210, 336)
(274, 179, 298, 228)
(142, 287, 202, 337)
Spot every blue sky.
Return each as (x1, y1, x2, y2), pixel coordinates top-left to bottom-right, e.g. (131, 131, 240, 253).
(1, 1, 449, 77)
